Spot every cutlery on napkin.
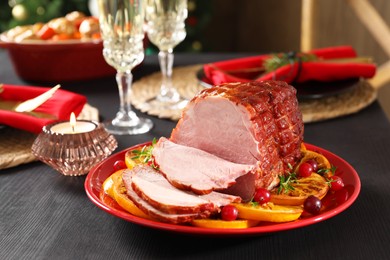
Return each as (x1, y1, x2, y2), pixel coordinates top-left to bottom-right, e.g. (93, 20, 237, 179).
(14, 84, 61, 112)
(203, 46, 377, 85)
(0, 84, 87, 133)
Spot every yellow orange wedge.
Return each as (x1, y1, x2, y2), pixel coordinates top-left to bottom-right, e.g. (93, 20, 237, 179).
(125, 146, 152, 169)
(301, 143, 307, 151)
(295, 149, 331, 173)
(102, 170, 124, 199)
(232, 202, 303, 222)
(125, 150, 139, 169)
(191, 219, 260, 229)
(270, 173, 329, 206)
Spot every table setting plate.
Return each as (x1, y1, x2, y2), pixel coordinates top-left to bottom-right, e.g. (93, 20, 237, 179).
(196, 68, 360, 101)
(85, 141, 361, 236)
(130, 64, 376, 123)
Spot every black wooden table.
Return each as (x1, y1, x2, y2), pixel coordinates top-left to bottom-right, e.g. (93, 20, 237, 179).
(1, 50, 390, 260)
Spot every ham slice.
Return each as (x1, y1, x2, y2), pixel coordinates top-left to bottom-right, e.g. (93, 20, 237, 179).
(170, 80, 304, 190)
(152, 137, 255, 195)
(122, 166, 241, 224)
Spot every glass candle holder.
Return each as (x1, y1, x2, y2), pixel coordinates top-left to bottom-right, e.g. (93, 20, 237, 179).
(31, 120, 117, 176)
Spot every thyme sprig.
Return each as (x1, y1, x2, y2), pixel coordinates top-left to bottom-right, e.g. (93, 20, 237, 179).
(263, 52, 317, 73)
(131, 138, 157, 168)
(277, 172, 298, 194)
(317, 164, 337, 179)
(318, 165, 338, 187)
(277, 164, 298, 194)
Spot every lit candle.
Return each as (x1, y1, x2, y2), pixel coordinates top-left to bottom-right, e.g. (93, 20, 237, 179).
(50, 112, 97, 134)
(32, 112, 117, 176)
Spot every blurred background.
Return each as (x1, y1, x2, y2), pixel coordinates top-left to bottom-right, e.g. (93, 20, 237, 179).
(1, 0, 389, 118)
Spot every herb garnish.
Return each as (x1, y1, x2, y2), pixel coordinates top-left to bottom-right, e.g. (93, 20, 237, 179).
(263, 52, 317, 73)
(318, 164, 337, 178)
(277, 172, 298, 194)
(131, 138, 157, 169)
(277, 164, 298, 194)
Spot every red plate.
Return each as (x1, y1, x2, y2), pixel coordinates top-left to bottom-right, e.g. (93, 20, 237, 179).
(85, 142, 361, 236)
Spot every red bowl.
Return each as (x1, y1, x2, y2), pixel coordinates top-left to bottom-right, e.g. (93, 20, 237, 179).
(0, 36, 116, 82)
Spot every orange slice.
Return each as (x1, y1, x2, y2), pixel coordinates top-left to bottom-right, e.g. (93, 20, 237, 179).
(125, 150, 139, 169)
(124, 145, 153, 169)
(191, 219, 260, 229)
(301, 143, 307, 151)
(102, 170, 123, 199)
(295, 149, 331, 173)
(270, 173, 329, 206)
(232, 203, 303, 222)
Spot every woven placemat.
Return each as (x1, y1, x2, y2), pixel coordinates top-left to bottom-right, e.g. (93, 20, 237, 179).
(132, 65, 204, 120)
(132, 64, 377, 122)
(300, 80, 376, 122)
(0, 104, 99, 170)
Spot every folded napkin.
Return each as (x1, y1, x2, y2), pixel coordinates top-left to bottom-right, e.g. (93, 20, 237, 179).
(0, 84, 87, 134)
(203, 46, 376, 85)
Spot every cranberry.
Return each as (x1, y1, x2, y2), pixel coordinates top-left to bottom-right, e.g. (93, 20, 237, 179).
(298, 162, 313, 177)
(304, 195, 322, 215)
(329, 176, 345, 191)
(253, 188, 271, 204)
(113, 160, 126, 171)
(221, 205, 238, 221)
(306, 159, 319, 172)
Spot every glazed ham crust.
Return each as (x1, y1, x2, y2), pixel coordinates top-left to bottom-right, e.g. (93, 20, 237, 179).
(170, 80, 304, 189)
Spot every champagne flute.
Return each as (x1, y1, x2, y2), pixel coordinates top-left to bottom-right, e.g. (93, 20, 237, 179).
(98, 0, 153, 135)
(143, 0, 188, 110)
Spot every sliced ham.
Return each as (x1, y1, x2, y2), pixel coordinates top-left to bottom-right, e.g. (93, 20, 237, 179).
(123, 170, 199, 224)
(170, 80, 304, 190)
(152, 137, 255, 195)
(122, 166, 241, 224)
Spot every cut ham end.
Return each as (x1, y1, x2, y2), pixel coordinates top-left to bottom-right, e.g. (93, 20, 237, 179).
(152, 137, 255, 195)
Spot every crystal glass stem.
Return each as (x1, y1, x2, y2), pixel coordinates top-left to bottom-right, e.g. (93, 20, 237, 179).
(157, 50, 180, 103)
(104, 70, 153, 135)
(114, 70, 138, 125)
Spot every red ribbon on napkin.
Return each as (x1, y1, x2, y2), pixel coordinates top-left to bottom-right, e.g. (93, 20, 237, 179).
(203, 46, 376, 85)
(0, 84, 87, 134)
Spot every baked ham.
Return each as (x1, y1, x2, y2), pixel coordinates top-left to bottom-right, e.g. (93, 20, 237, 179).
(122, 165, 241, 224)
(120, 80, 303, 224)
(170, 80, 304, 190)
(152, 137, 255, 195)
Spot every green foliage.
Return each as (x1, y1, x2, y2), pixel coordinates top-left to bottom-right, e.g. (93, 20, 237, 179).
(264, 52, 317, 73)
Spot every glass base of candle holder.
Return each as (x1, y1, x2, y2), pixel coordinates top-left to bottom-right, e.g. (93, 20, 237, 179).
(31, 122, 118, 176)
(103, 111, 153, 135)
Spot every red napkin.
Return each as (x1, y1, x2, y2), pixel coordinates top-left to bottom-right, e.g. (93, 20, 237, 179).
(203, 46, 376, 85)
(0, 84, 87, 134)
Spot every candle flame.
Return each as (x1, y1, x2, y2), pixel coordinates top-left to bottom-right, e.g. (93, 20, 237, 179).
(70, 112, 76, 132)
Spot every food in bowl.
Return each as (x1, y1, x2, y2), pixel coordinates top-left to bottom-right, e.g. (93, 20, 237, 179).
(1, 11, 100, 43)
(0, 12, 115, 82)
